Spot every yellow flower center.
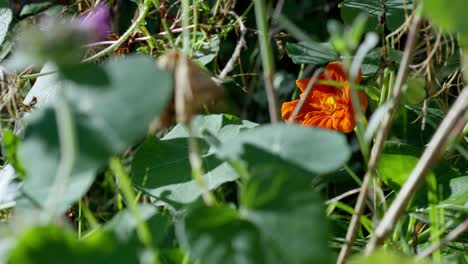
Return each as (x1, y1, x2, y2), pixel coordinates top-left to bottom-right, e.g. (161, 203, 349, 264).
(321, 96, 338, 115)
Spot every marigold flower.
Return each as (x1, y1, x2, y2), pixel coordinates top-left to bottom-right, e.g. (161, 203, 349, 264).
(281, 61, 368, 133)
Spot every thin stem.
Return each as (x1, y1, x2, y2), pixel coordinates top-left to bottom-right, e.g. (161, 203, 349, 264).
(191, 0, 199, 45)
(110, 157, 155, 251)
(181, 0, 191, 56)
(45, 91, 77, 216)
(82, 0, 152, 62)
(287, 69, 321, 123)
(215, 11, 247, 82)
(20, 70, 58, 80)
(254, 0, 280, 123)
(365, 87, 468, 253)
(336, 10, 422, 264)
(186, 126, 216, 206)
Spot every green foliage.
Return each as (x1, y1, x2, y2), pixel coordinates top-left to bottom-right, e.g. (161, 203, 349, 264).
(285, 41, 339, 65)
(17, 56, 173, 213)
(180, 146, 329, 264)
(424, 0, 468, 33)
(217, 124, 351, 175)
(1, 1, 467, 263)
(341, 0, 414, 31)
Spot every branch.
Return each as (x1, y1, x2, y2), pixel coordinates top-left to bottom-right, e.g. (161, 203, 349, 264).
(365, 87, 468, 253)
(336, 10, 422, 264)
(416, 220, 468, 260)
(215, 11, 247, 82)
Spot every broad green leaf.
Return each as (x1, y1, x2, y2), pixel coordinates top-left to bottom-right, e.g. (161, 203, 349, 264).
(180, 146, 330, 264)
(7, 226, 141, 264)
(378, 142, 430, 189)
(162, 114, 257, 142)
(424, 0, 468, 33)
(17, 55, 173, 213)
(341, 0, 414, 31)
(378, 142, 461, 196)
(351, 249, 428, 264)
(240, 145, 330, 264)
(217, 124, 351, 175)
(179, 206, 272, 264)
(0, 8, 12, 46)
(132, 114, 257, 209)
(131, 138, 238, 209)
(285, 41, 339, 65)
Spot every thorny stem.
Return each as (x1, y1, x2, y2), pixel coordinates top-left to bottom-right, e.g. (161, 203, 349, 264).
(254, 0, 280, 123)
(336, 10, 422, 264)
(82, 0, 152, 62)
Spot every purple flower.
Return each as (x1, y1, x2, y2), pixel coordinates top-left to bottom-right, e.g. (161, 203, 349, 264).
(78, 4, 111, 41)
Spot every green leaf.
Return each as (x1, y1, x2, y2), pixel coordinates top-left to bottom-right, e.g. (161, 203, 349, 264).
(378, 142, 430, 189)
(180, 146, 330, 264)
(162, 114, 257, 142)
(17, 55, 173, 213)
(217, 124, 351, 175)
(442, 176, 468, 207)
(131, 137, 238, 209)
(285, 41, 339, 65)
(240, 145, 330, 264)
(7, 226, 142, 264)
(424, 0, 468, 33)
(131, 114, 257, 209)
(104, 204, 175, 247)
(0, 8, 12, 46)
(341, 0, 414, 31)
(180, 205, 271, 264)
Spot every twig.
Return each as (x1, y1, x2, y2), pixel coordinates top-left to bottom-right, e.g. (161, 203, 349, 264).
(254, 0, 280, 123)
(336, 10, 422, 264)
(416, 219, 468, 260)
(287, 69, 321, 123)
(82, 0, 152, 62)
(215, 11, 247, 83)
(366, 87, 468, 253)
(84, 26, 196, 48)
(326, 188, 361, 205)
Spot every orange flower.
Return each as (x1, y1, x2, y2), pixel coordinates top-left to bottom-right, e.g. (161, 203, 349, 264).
(281, 61, 368, 133)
